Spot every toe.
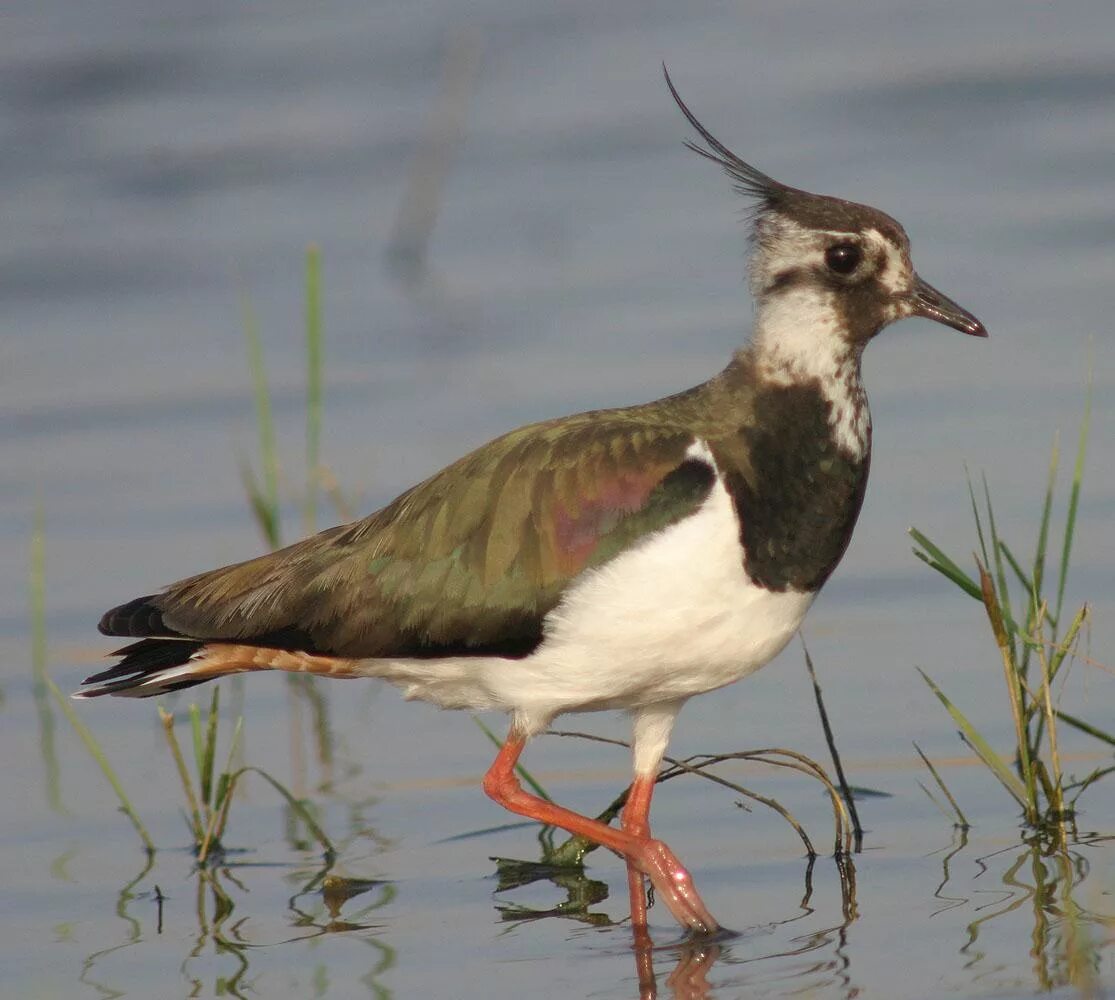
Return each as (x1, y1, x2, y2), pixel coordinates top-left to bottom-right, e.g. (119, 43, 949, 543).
(636, 839, 720, 934)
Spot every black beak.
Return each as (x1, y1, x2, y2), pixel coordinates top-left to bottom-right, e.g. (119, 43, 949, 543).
(912, 276, 987, 337)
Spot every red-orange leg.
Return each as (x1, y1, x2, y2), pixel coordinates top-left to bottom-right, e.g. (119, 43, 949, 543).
(482, 730, 719, 935)
(623, 772, 657, 996)
(623, 772, 656, 931)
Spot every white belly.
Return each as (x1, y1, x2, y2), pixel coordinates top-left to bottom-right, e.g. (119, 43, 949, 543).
(360, 454, 814, 737)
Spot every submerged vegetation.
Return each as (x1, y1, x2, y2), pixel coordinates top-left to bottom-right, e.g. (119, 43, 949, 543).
(911, 385, 1112, 840)
(157, 688, 334, 863)
(29, 248, 338, 863)
(31, 511, 330, 864)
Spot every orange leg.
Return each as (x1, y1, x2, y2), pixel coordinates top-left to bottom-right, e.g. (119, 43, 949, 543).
(623, 772, 658, 996)
(482, 729, 718, 935)
(623, 772, 656, 931)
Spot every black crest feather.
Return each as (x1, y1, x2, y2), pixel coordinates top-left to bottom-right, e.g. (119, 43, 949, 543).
(662, 64, 787, 206)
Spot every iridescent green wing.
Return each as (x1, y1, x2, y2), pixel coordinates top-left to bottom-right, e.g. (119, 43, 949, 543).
(108, 415, 715, 658)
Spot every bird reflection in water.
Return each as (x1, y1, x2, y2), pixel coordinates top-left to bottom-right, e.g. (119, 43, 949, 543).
(488, 848, 859, 999)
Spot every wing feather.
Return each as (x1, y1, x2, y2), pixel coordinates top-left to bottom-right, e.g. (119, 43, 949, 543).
(100, 416, 716, 659)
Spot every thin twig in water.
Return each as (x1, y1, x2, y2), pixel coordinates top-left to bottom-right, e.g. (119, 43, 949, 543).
(546, 729, 853, 857)
(661, 753, 817, 857)
(801, 636, 863, 847)
(913, 742, 969, 829)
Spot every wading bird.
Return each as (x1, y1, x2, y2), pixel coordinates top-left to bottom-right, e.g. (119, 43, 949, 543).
(79, 67, 986, 936)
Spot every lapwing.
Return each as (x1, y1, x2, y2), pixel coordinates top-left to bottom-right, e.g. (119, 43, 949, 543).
(78, 67, 986, 936)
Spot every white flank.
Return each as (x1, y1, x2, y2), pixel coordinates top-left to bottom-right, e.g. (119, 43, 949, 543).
(361, 440, 814, 741)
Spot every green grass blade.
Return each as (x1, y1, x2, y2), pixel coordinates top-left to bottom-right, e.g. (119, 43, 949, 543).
(913, 376, 1100, 829)
(234, 451, 280, 552)
(30, 501, 65, 814)
(1055, 378, 1091, 625)
(1010, 436, 1057, 681)
(965, 467, 990, 567)
(198, 716, 245, 863)
(1048, 603, 1088, 685)
(1031, 434, 1059, 623)
(998, 541, 1032, 600)
(226, 714, 245, 773)
(998, 540, 1049, 637)
(304, 244, 322, 535)
(908, 527, 981, 599)
(917, 668, 1028, 807)
(240, 293, 281, 550)
(1034, 623, 1067, 820)
(160, 707, 203, 842)
(1032, 758, 1057, 810)
(213, 715, 244, 816)
(1069, 765, 1115, 806)
(1055, 708, 1115, 748)
(200, 687, 220, 808)
(240, 766, 335, 859)
(913, 742, 969, 828)
(50, 677, 154, 851)
(981, 476, 1018, 658)
(975, 560, 1037, 812)
(916, 780, 956, 822)
(189, 701, 205, 797)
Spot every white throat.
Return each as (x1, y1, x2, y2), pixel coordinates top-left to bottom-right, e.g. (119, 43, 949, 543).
(752, 288, 871, 457)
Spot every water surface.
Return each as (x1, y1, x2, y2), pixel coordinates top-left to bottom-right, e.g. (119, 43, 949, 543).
(3, 1, 1114, 996)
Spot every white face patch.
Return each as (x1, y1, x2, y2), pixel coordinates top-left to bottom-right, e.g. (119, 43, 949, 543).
(754, 284, 845, 380)
(748, 215, 883, 457)
(742, 211, 919, 457)
(751, 285, 871, 457)
(864, 227, 914, 297)
(749, 216, 859, 297)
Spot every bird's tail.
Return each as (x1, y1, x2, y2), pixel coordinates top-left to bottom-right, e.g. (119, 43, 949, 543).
(74, 638, 362, 699)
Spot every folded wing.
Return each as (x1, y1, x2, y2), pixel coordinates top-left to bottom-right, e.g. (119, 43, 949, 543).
(97, 416, 716, 664)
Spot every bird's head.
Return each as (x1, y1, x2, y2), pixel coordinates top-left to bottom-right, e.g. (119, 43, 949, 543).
(664, 67, 987, 354)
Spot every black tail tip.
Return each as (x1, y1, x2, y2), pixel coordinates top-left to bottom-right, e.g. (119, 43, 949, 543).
(77, 637, 206, 698)
(98, 595, 173, 638)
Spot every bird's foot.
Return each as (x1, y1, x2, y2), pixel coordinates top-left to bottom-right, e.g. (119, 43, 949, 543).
(634, 838, 719, 935)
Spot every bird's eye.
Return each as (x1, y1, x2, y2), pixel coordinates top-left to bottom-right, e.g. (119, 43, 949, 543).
(825, 243, 862, 275)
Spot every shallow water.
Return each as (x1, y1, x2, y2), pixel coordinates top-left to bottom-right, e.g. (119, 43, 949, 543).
(3, 1, 1114, 997)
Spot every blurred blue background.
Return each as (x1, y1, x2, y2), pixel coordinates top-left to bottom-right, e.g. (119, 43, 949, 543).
(1, 2, 1112, 996)
(4, 1, 1111, 625)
